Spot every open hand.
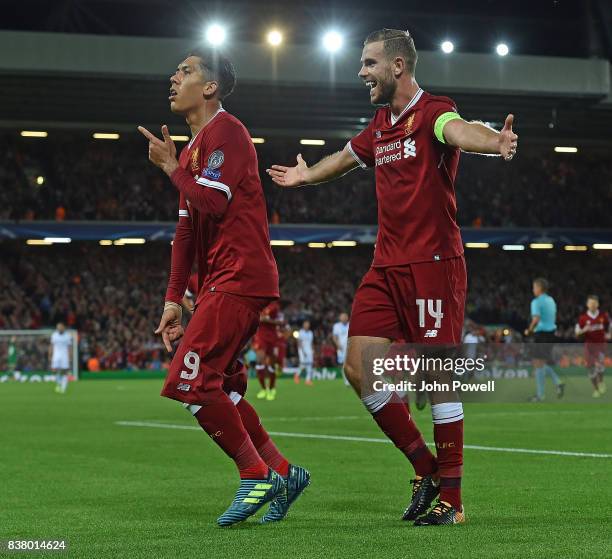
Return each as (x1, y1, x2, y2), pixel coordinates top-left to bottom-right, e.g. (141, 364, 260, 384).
(499, 114, 518, 161)
(266, 154, 309, 187)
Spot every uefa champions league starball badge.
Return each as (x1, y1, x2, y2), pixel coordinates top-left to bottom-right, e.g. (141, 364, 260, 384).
(207, 150, 225, 169)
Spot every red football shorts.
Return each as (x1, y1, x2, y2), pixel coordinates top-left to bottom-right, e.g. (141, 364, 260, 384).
(161, 291, 273, 405)
(252, 334, 278, 359)
(584, 344, 605, 368)
(348, 256, 467, 344)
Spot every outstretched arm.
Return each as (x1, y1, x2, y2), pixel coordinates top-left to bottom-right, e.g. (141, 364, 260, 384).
(266, 145, 360, 188)
(442, 114, 518, 161)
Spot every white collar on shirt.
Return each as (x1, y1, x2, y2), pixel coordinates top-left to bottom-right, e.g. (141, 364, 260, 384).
(188, 106, 225, 149)
(390, 88, 424, 126)
(587, 310, 600, 319)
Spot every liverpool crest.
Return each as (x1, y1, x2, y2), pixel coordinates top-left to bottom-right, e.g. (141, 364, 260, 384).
(190, 147, 200, 173)
(404, 113, 415, 136)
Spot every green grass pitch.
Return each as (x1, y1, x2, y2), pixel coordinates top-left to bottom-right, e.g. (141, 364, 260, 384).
(2, 378, 611, 558)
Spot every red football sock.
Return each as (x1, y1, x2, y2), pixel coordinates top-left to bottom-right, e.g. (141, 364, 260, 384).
(434, 420, 464, 509)
(195, 395, 268, 479)
(403, 401, 439, 479)
(371, 394, 437, 477)
(256, 365, 267, 389)
(257, 439, 289, 477)
(236, 398, 289, 476)
(268, 369, 277, 389)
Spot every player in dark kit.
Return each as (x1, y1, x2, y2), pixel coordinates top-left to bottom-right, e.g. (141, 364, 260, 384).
(268, 29, 518, 525)
(138, 49, 309, 526)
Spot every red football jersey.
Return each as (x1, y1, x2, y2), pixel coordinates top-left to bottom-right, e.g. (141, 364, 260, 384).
(577, 311, 610, 344)
(185, 272, 199, 298)
(348, 89, 463, 266)
(177, 109, 279, 301)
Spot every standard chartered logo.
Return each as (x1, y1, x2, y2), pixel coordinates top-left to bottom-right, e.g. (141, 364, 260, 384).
(375, 137, 417, 166)
(404, 138, 416, 158)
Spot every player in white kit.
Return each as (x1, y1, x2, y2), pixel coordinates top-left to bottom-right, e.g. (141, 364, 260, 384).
(332, 313, 350, 385)
(49, 323, 72, 394)
(297, 320, 315, 386)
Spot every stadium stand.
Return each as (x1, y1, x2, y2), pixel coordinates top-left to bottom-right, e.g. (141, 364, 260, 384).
(1, 133, 610, 227)
(1, 242, 609, 370)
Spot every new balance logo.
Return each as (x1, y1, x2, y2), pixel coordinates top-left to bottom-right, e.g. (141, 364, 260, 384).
(404, 138, 416, 158)
(424, 329, 438, 338)
(177, 383, 191, 392)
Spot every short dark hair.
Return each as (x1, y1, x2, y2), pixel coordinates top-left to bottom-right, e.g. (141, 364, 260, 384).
(587, 294, 599, 302)
(533, 278, 549, 292)
(188, 48, 236, 100)
(364, 29, 418, 74)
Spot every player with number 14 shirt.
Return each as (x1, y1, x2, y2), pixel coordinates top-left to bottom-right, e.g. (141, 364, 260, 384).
(268, 28, 518, 526)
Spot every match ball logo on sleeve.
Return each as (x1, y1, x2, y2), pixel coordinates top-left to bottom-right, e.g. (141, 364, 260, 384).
(207, 150, 225, 169)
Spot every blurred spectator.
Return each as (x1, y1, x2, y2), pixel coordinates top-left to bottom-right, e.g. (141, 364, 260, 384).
(0, 242, 609, 370)
(87, 356, 100, 372)
(1, 133, 610, 227)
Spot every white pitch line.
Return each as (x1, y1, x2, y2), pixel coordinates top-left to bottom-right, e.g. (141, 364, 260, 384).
(114, 421, 612, 459)
(459, 444, 612, 458)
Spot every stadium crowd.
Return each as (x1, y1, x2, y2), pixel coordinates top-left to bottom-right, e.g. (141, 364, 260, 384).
(0, 243, 609, 371)
(2, 133, 610, 227)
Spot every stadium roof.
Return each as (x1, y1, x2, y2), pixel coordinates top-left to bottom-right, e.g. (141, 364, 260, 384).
(3, 73, 612, 147)
(4, 0, 612, 60)
(2, 1, 612, 146)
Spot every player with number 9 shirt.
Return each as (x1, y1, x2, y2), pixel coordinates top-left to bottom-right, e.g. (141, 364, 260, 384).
(267, 28, 518, 526)
(138, 48, 309, 527)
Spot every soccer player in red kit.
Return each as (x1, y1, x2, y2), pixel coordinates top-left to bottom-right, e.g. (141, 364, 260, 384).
(253, 301, 283, 400)
(138, 49, 309, 526)
(267, 29, 518, 525)
(575, 295, 610, 397)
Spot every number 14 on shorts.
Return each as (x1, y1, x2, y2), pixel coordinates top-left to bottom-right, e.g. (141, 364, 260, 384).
(416, 298, 444, 331)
